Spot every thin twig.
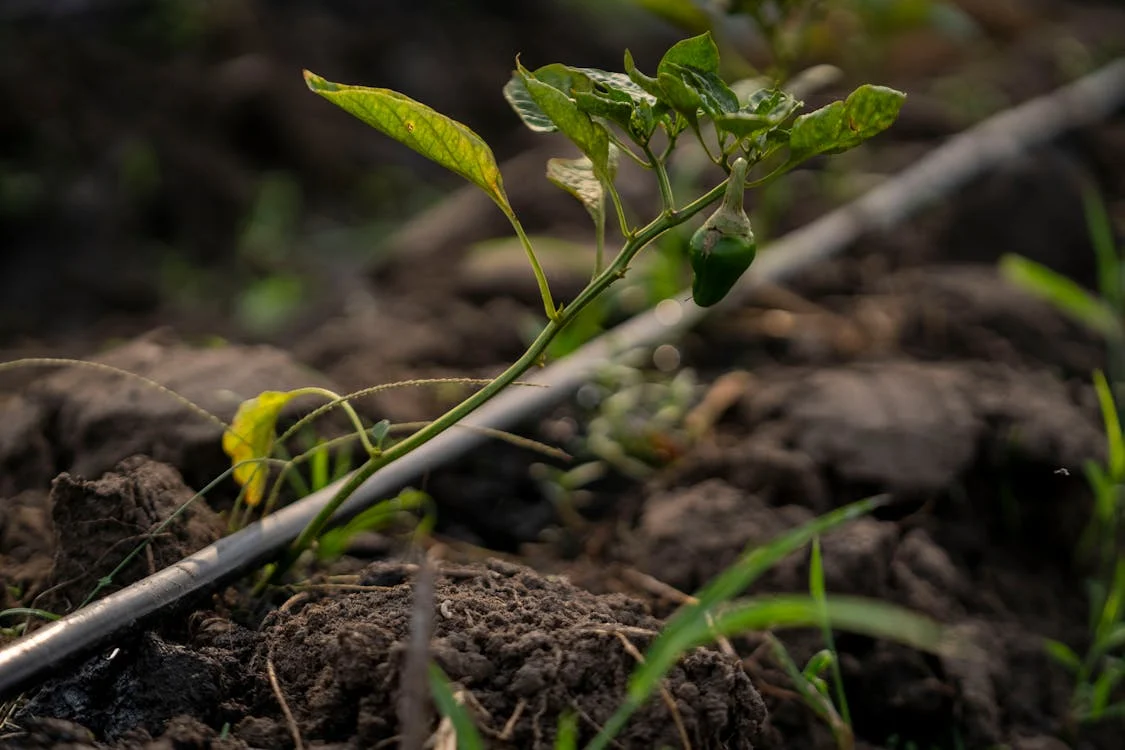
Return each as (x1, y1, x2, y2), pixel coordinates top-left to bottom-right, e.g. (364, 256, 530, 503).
(620, 568, 738, 659)
(613, 631, 693, 750)
(398, 550, 437, 750)
(499, 698, 527, 741)
(267, 653, 304, 750)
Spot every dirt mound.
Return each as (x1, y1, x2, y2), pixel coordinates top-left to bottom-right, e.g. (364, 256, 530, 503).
(258, 559, 768, 749)
(13, 560, 769, 749)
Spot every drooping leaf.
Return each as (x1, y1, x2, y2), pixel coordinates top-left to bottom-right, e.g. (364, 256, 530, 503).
(518, 63, 611, 181)
(223, 390, 297, 506)
(504, 73, 557, 133)
(304, 70, 513, 216)
(546, 152, 616, 223)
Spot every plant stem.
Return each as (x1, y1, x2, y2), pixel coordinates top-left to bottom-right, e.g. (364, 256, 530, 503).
(644, 143, 676, 213)
(263, 173, 734, 586)
(287, 387, 376, 456)
(506, 210, 559, 320)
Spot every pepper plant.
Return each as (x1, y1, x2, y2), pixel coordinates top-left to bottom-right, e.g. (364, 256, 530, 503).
(229, 31, 905, 580)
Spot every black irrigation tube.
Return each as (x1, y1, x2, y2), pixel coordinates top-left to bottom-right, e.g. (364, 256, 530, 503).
(1, 59, 1124, 702)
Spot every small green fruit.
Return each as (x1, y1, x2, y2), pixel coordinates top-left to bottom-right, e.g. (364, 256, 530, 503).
(689, 157, 756, 307)
(689, 229, 757, 307)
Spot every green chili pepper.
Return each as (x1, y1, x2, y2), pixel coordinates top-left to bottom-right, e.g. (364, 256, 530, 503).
(689, 157, 756, 308)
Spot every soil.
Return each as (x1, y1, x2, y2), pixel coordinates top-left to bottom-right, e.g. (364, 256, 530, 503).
(2, 1, 1125, 749)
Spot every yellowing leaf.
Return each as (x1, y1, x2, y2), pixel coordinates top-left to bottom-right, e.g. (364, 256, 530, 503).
(222, 390, 296, 506)
(303, 70, 513, 217)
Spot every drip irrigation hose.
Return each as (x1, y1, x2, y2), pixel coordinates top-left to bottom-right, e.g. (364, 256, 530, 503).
(1, 59, 1124, 702)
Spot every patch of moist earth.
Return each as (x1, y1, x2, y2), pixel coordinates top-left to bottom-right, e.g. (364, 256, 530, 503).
(15, 560, 769, 750)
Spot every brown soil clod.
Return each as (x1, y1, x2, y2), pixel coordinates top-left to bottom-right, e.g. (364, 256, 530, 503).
(47, 455, 225, 612)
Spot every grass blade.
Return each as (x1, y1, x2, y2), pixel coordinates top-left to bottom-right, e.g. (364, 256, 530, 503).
(810, 537, 851, 727)
(584, 496, 887, 750)
(428, 663, 486, 750)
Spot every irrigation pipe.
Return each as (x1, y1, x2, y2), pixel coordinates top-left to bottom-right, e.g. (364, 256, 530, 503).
(1, 59, 1123, 702)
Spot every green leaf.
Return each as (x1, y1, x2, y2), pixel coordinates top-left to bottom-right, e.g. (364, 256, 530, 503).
(677, 66, 740, 118)
(713, 111, 776, 138)
(504, 72, 557, 133)
(703, 595, 948, 657)
(1093, 370, 1125, 482)
(573, 90, 635, 131)
(1091, 657, 1125, 717)
(803, 649, 836, 679)
(555, 712, 579, 750)
(649, 33, 728, 124)
(624, 49, 664, 101)
(789, 84, 905, 161)
(428, 663, 486, 750)
(1096, 558, 1125, 645)
(568, 67, 661, 141)
(304, 70, 512, 217)
(809, 535, 851, 727)
(1082, 185, 1123, 311)
(657, 69, 703, 125)
(1091, 622, 1125, 665)
(546, 153, 616, 223)
(518, 63, 611, 181)
(836, 84, 907, 150)
(1043, 638, 1082, 673)
(577, 67, 658, 107)
(657, 31, 721, 77)
(999, 254, 1123, 339)
(789, 100, 846, 158)
(316, 490, 428, 562)
(714, 88, 800, 139)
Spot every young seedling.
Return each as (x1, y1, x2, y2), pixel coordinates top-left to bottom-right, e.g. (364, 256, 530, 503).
(426, 497, 952, 749)
(245, 31, 905, 582)
(1044, 370, 1125, 728)
(999, 185, 1124, 387)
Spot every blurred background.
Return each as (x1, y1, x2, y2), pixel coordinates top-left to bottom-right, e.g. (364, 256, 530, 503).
(0, 0, 1122, 349)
